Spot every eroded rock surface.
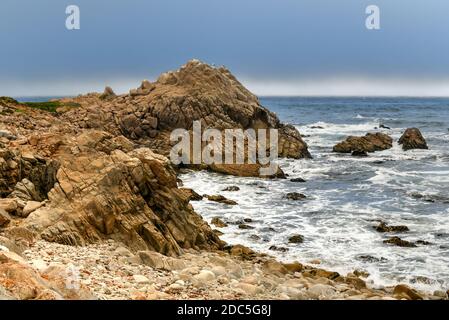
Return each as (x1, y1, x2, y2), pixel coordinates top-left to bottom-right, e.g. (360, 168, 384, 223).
(333, 133, 393, 154)
(398, 128, 428, 151)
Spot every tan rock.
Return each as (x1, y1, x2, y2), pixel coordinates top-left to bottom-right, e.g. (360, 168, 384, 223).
(393, 284, 423, 300)
(22, 201, 43, 217)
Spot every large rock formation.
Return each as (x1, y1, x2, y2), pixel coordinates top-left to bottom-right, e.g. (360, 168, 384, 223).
(58, 60, 311, 176)
(0, 60, 307, 259)
(333, 133, 393, 154)
(398, 128, 428, 151)
(4, 131, 223, 256)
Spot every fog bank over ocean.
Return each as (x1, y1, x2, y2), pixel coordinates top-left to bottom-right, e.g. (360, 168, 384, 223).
(5, 77, 449, 98)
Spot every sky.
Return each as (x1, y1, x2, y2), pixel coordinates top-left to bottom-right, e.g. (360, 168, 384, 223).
(1, 0, 449, 97)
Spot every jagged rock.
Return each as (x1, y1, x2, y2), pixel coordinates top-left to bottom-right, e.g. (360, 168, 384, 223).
(398, 128, 428, 151)
(374, 221, 409, 233)
(18, 131, 223, 256)
(333, 133, 393, 153)
(58, 60, 311, 177)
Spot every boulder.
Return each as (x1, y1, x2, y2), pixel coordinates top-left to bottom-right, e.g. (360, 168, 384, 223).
(99, 86, 116, 100)
(138, 251, 186, 271)
(398, 128, 428, 151)
(333, 133, 393, 153)
(393, 284, 423, 300)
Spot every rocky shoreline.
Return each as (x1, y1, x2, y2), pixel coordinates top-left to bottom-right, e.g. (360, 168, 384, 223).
(0, 60, 447, 300)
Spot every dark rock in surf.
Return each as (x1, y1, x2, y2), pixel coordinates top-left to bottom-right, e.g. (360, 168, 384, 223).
(374, 221, 409, 233)
(206, 195, 237, 205)
(383, 237, 417, 248)
(352, 150, 368, 157)
(269, 245, 289, 252)
(222, 186, 240, 192)
(290, 178, 306, 183)
(398, 128, 428, 151)
(288, 234, 304, 244)
(285, 192, 307, 201)
(238, 224, 254, 230)
(333, 133, 393, 154)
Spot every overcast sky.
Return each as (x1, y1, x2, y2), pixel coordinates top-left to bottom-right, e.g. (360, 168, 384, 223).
(1, 0, 449, 96)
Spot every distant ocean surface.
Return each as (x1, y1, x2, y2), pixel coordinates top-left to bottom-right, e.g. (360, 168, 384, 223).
(181, 97, 449, 292)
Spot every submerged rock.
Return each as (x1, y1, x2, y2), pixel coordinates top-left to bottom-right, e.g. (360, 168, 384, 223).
(333, 133, 393, 153)
(398, 128, 428, 151)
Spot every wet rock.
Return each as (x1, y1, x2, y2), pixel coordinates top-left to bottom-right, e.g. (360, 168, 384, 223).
(393, 284, 423, 300)
(222, 186, 240, 192)
(238, 224, 254, 230)
(290, 177, 306, 183)
(351, 150, 368, 157)
(211, 217, 228, 228)
(288, 234, 304, 244)
(227, 244, 256, 260)
(379, 124, 391, 130)
(383, 237, 417, 248)
(249, 234, 261, 241)
(333, 133, 393, 153)
(356, 255, 388, 263)
(374, 221, 409, 233)
(207, 195, 237, 205)
(415, 240, 432, 246)
(398, 128, 428, 151)
(285, 192, 307, 201)
(269, 245, 289, 252)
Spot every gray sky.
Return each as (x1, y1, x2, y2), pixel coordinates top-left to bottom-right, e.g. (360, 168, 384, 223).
(1, 0, 449, 96)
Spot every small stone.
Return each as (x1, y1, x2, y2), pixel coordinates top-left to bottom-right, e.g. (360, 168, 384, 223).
(133, 275, 151, 284)
(222, 186, 240, 192)
(290, 178, 306, 183)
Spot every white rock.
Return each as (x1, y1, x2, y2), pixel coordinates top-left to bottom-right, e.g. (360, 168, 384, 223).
(30, 259, 48, 272)
(211, 266, 226, 277)
(133, 275, 151, 284)
(307, 284, 336, 299)
(22, 201, 43, 217)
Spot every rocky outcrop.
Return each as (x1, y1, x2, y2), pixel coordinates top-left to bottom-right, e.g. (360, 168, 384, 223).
(333, 133, 393, 153)
(58, 60, 311, 177)
(398, 128, 428, 151)
(0, 130, 223, 257)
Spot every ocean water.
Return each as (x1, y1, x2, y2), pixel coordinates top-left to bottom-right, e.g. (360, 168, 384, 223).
(180, 97, 449, 292)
